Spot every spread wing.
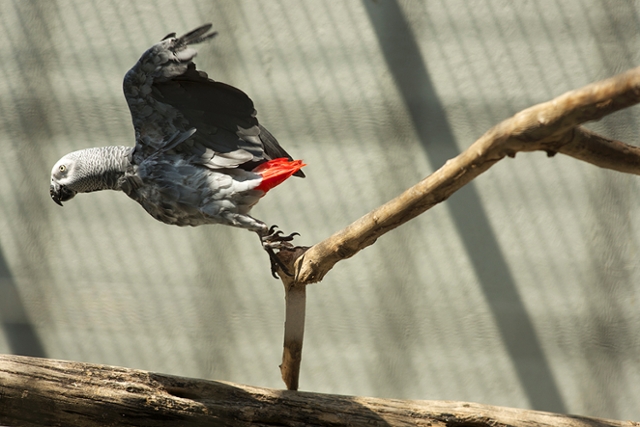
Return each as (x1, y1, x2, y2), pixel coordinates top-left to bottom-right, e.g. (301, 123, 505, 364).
(123, 24, 303, 176)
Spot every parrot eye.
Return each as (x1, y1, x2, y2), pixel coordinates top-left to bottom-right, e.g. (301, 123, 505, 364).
(59, 165, 67, 173)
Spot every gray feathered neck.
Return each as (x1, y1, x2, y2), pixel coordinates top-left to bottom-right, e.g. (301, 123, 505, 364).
(67, 146, 132, 193)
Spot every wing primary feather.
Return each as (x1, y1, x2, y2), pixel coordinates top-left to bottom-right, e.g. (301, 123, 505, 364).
(125, 24, 304, 181)
(176, 23, 217, 46)
(259, 125, 306, 178)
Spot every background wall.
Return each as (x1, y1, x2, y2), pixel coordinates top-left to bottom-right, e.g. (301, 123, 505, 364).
(0, 0, 639, 420)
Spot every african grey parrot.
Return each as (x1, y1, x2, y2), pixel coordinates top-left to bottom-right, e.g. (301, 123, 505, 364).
(49, 24, 305, 276)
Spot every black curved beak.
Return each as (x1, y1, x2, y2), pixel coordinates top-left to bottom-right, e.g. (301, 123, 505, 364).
(50, 182, 75, 206)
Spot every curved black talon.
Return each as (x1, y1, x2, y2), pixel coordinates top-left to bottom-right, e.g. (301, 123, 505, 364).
(264, 246, 291, 278)
(265, 231, 299, 243)
(259, 225, 300, 278)
(270, 230, 284, 239)
(267, 224, 280, 235)
(261, 226, 300, 246)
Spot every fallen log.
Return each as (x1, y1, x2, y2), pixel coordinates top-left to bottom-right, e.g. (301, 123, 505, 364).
(0, 354, 635, 427)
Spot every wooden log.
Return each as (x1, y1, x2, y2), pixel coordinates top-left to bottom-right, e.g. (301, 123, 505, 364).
(0, 354, 635, 427)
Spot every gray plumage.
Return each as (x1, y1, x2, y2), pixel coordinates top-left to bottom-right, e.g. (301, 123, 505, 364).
(50, 24, 304, 267)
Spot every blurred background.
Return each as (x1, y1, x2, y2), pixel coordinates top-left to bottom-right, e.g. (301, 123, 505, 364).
(0, 0, 639, 420)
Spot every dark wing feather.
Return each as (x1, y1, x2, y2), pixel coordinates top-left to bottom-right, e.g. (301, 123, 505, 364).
(258, 125, 305, 177)
(152, 64, 305, 176)
(123, 24, 303, 176)
(153, 62, 257, 129)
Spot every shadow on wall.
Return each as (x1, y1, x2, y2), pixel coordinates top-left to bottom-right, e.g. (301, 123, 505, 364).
(0, 245, 46, 358)
(362, 0, 566, 413)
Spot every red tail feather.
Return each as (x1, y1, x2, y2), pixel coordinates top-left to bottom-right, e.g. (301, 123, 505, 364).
(254, 158, 306, 193)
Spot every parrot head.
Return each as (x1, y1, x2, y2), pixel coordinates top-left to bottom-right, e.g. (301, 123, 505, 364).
(50, 146, 131, 206)
(50, 154, 79, 206)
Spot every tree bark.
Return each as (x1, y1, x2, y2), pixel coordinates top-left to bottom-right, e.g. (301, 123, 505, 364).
(0, 354, 635, 427)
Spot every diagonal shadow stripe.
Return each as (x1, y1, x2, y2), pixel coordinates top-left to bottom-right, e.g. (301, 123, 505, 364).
(0, 245, 46, 357)
(363, 0, 566, 412)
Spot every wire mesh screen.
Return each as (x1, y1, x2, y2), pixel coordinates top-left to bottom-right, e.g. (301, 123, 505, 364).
(0, 0, 639, 419)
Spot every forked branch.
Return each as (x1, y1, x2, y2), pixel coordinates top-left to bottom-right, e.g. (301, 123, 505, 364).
(276, 66, 640, 391)
(288, 66, 640, 285)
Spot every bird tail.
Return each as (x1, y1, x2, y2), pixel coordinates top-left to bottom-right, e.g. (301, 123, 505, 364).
(254, 158, 306, 193)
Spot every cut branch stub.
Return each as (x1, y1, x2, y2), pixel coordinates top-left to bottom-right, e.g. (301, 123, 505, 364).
(275, 246, 309, 390)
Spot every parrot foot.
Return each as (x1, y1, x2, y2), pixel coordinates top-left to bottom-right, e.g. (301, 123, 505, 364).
(260, 225, 300, 278)
(263, 225, 300, 245)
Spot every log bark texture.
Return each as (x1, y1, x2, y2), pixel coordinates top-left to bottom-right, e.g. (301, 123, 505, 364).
(0, 355, 637, 427)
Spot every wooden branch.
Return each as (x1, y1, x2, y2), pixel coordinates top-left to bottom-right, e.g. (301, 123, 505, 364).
(0, 354, 635, 427)
(291, 66, 640, 285)
(275, 67, 640, 388)
(552, 127, 640, 174)
(277, 246, 308, 390)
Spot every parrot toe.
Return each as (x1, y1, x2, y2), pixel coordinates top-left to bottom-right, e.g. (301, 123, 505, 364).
(258, 225, 301, 278)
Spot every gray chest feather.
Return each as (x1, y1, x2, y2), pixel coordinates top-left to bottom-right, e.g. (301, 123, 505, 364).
(122, 158, 262, 227)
